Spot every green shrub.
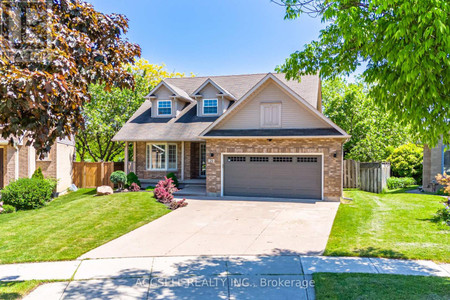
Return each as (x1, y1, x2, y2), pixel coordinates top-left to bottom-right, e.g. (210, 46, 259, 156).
(2, 204, 16, 214)
(31, 167, 44, 180)
(435, 203, 450, 226)
(110, 170, 127, 189)
(387, 143, 423, 183)
(1, 178, 53, 210)
(166, 172, 179, 188)
(387, 177, 417, 189)
(46, 178, 58, 193)
(126, 172, 141, 188)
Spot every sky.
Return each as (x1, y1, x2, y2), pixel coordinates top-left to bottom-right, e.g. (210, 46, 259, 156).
(85, 0, 326, 76)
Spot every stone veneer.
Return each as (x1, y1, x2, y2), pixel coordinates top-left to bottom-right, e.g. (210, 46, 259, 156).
(205, 138, 345, 201)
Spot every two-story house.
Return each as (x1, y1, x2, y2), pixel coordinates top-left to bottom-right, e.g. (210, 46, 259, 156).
(113, 73, 349, 201)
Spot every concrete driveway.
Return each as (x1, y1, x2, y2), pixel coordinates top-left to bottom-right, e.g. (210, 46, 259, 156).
(80, 197, 340, 259)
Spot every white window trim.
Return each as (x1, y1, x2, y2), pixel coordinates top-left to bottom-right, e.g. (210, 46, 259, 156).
(203, 99, 218, 115)
(260, 102, 282, 128)
(146, 142, 178, 171)
(156, 100, 172, 116)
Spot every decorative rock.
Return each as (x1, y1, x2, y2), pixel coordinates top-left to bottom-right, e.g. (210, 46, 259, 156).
(123, 189, 129, 192)
(96, 186, 113, 196)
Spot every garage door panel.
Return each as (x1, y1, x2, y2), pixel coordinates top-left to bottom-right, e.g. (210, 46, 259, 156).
(223, 155, 322, 199)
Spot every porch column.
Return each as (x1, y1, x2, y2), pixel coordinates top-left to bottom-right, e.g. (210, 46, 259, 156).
(14, 145, 19, 180)
(133, 142, 136, 173)
(181, 141, 185, 181)
(124, 142, 128, 174)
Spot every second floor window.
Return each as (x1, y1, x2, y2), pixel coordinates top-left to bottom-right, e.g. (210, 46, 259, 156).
(203, 99, 218, 115)
(157, 100, 172, 116)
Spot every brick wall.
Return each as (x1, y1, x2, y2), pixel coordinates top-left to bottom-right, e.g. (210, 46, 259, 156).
(205, 138, 345, 201)
(36, 145, 57, 178)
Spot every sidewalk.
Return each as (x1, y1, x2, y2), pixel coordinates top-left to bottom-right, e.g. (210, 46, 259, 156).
(0, 255, 448, 299)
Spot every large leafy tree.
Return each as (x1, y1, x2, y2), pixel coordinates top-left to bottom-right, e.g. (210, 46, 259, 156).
(322, 78, 414, 161)
(76, 59, 185, 162)
(274, 0, 449, 146)
(0, 0, 141, 155)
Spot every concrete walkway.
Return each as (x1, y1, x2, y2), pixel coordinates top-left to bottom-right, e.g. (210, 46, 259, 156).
(0, 255, 447, 299)
(80, 198, 340, 259)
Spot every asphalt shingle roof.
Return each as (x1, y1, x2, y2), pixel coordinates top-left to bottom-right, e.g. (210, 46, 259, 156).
(113, 73, 323, 142)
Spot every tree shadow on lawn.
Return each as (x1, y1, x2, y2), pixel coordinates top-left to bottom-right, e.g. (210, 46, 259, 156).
(0, 281, 24, 300)
(326, 247, 407, 259)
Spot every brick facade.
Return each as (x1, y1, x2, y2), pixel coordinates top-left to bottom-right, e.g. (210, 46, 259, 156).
(36, 145, 57, 179)
(205, 138, 345, 201)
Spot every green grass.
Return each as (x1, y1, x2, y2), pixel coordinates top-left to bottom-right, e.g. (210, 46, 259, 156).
(0, 189, 170, 264)
(325, 188, 450, 262)
(0, 280, 48, 299)
(313, 273, 450, 300)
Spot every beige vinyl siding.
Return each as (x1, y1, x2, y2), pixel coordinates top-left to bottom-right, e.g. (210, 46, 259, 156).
(216, 81, 330, 130)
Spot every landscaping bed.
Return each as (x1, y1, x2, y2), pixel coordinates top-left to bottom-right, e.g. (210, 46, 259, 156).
(0, 189, 169, 264)
(325, 188, 450, 262)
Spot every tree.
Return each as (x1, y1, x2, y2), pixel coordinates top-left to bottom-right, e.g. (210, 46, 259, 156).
(0, 0, 141, 156)
(273, 0, 450, 147)
(76, 59, 185, 162)
(387, 143, 423, 183)
(322, 77, 413, 162)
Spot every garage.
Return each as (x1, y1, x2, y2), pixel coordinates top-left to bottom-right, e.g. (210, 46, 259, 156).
(223, 154, 322, 199)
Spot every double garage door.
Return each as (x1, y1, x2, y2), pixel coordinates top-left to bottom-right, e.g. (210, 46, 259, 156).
(223, 154, 322, 199)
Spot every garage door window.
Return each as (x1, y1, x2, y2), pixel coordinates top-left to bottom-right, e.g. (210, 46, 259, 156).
(250, 157, 269, 162)
(227, 156, 246, 162)
(273, 156, 293, 163)
(298, 157, 318, 163)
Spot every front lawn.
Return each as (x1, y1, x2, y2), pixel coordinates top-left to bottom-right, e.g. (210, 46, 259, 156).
(324, 189, 450, 262)
(0, 189, 169, 264)
(313, 273, 450, 300)
(0, 280, 47, 300)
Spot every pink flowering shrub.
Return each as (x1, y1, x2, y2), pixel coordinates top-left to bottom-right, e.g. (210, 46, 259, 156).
(154, 177, 178, 204)
(169, 198, 188, 210)
(129, 182, 140, 192)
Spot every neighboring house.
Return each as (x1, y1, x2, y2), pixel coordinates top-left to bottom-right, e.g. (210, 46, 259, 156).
(423, 140, 450, 192)
(0, 135, 75, 193)
(114, 73, 350, 201)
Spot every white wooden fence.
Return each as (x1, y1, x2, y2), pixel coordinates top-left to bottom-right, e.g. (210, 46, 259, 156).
(343, 160, 390, 193)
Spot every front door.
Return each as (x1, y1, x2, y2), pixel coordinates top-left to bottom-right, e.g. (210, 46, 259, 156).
(0, 148, 4, 189)
(199, 143, 206, 177)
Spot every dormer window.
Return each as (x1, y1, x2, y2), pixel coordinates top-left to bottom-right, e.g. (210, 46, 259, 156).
(157, 100, 172, 116)
(203, 99, 218, 115)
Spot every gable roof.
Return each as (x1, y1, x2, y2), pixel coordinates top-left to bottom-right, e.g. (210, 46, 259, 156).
(190, 78, 236, 100)
(165, 73, 321, 108)
(147, 81, 193, 102)
(199, 73, 349, 138)
(113, 72, 348, 142)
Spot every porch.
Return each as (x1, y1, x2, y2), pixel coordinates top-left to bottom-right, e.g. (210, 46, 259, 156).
(123, 141, 207, 185)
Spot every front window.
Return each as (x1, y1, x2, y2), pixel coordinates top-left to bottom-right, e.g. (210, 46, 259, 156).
(146, 143, 177, 170)
(444, 148, 450, 174)
(203, 99, 218, 115)
(157, 100, 172, 116)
